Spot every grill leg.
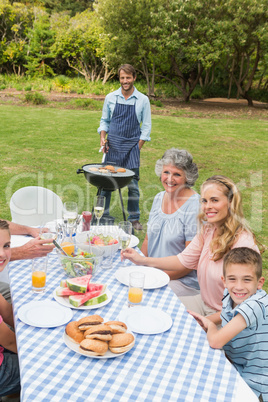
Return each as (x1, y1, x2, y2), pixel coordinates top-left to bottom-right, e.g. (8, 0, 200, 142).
(118, 188, 127, 222)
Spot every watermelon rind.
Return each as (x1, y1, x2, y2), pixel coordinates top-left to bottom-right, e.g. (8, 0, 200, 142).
(60, 280, 67, 288)
(69, 285, 107, 307)
(83, 293, 108, 306)
(66, 274, 92, 293)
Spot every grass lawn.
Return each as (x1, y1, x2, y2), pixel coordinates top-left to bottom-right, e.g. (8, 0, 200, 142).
(0, 104, 267, 289)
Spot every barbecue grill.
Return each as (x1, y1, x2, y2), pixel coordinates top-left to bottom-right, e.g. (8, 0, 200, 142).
(77, 163, 135, 221)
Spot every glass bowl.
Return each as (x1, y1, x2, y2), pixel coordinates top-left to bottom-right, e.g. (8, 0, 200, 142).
(76, 231, 119, 258)
(56, 243, 104, 278)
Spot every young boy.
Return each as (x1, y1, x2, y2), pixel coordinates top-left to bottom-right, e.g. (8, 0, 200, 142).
(0, 220, 20, 397)
(189, 247, 268, 401)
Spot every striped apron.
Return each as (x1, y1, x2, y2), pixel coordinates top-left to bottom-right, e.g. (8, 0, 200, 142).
(105, 99, 140, 169)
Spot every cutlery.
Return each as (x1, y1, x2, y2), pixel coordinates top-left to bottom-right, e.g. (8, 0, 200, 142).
(53, 240, 69, 256)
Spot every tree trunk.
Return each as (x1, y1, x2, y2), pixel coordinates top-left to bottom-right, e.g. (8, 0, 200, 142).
(232, 42, 260, 107)
(67, 58, 88, 81)
(141, 58, 155, 98)
(236, 54, 244, 99)
(228, 56, 236, 99)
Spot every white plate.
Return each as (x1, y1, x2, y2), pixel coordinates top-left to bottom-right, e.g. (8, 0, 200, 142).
(18, 301, 73, 328)
(53, 288, 112, 310)
(63, 330, 135, 359)
(127, 235, 139, 249)
(115, 266, 170, 289)
(119, 307, 172, 335)
(11, 235, 32, 248)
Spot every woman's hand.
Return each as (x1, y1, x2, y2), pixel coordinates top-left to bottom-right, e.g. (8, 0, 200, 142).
(121, 248, 146, 265)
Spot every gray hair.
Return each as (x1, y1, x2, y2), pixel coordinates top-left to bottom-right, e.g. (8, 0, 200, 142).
(155, 148, 199, 187)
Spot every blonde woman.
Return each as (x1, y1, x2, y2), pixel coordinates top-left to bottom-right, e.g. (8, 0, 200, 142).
(123, 175, 260, 324)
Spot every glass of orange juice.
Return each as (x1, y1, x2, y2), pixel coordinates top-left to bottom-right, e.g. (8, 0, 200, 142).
(32, 257, 48, 293)
(128, 272, 145, 307)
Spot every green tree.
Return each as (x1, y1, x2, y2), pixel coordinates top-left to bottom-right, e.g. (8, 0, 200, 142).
(154, 0, 233, 101)
(0, 0, 33, 74)
(224, 0, 268, 106)
(51, 9, 112, 82)
(25, 10, 55, 76)
(96, 0, 165, 97)
(9, 0, 94, 16)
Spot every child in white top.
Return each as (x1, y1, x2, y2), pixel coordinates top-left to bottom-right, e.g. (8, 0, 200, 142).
(189, 247, 268, 401)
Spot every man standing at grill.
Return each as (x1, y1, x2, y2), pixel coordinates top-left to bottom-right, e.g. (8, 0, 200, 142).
(98, 64, 151, 230)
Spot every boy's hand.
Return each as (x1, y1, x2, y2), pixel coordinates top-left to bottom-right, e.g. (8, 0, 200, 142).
(188, 310, 211, 332)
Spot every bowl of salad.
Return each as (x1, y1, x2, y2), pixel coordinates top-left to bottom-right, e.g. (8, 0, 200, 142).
(76, 231, 119, 257)
(56, 243, 104, 277)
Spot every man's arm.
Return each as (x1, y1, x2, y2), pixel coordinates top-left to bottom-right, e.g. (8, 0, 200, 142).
(139, 140, 145, 150)
(98, 95, 112, 140)
(10, 238, 54, 261)
(7, 221, 39, 238)
(139, 97, 151, 141)
(100, 130, 107, 148)
(189, 310, 247, 349)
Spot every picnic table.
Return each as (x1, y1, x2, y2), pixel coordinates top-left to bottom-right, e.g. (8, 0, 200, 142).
(8, 239, 258, 401)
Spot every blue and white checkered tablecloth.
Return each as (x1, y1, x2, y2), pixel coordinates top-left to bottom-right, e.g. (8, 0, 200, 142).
(8, 250, 240, 402)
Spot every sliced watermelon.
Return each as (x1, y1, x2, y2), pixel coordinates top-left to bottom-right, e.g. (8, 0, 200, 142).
(69, 285, 107, 307)
(83, 293, 108, 306)
(60, 279, 67, 288)
(66, 274, 92, 293)
(87, 283, 104, 292)
(56, 287, 84, 297)
(57, 283, 104, 297)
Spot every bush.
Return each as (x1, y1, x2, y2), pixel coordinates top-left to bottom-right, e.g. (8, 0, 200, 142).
(24, 92, 47, 105)
(25, 85, 32, 91)
(248, 88, 268, 103)
(0, 84, 6, 90)
(150, 99, 163, 107)
(72, 98, 102, 110)
(161, 83, 182, 98)
(201, 85, 236, 99)
(190, 87, 204, 100)
(53, 75, 71, 92)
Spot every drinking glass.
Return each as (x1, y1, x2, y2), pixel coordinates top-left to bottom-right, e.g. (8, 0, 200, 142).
(32, 257, 48, 293)
(39, 222, 57, 243)
(63, 202, 78, 237)
(128, 271, 145, 307)
(119, 221, 132, 266)
(93, 196, 105, 229)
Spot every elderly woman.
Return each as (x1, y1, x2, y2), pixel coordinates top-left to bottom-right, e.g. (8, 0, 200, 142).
(141, 148, 200, 297)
